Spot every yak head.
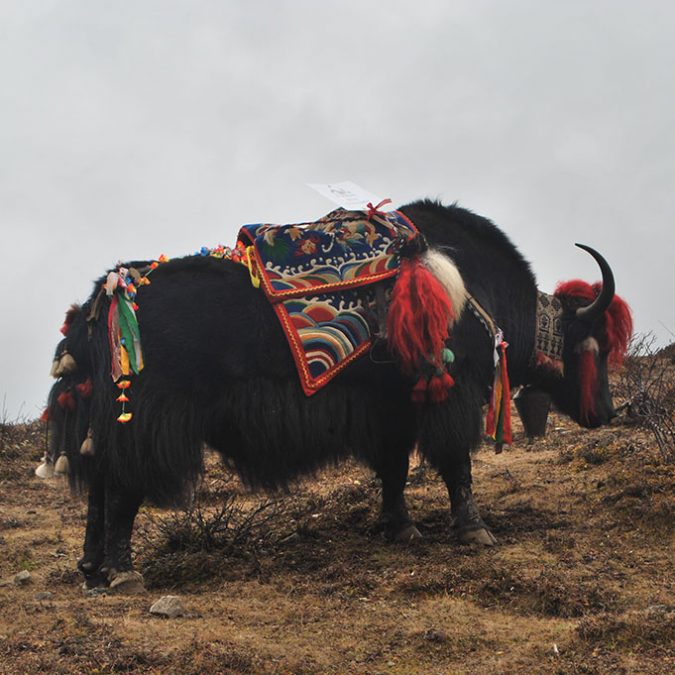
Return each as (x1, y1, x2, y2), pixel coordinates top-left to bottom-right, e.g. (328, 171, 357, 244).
(542, 245, 632, 428)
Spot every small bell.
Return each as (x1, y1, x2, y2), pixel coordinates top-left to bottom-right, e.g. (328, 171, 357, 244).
(80, 429, 95, 456)
(35, 454, 54, 479)
(54, 452, 70, 475)
(54, 353, 77, 377)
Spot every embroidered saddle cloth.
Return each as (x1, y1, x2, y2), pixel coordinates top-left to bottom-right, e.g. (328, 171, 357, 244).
(236, 209, 418, 395)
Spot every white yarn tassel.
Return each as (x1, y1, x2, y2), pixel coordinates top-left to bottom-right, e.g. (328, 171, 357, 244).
(421, 249, 467, 320)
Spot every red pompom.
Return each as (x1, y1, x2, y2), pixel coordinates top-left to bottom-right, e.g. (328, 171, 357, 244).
(411, 376, 428, 404)
(57, 391, 76, 411)
(428, 371, 455, 403)
(76, 378, 93, 399)
(59, 304, 80, 336)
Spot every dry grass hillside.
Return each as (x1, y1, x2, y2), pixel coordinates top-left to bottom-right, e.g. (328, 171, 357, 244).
(0, 353, 673, 674)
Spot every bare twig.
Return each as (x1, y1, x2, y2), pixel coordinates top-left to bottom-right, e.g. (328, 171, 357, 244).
(616, 333, 675, 462)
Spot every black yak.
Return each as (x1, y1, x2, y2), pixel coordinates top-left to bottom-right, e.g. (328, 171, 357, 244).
(43, 200, 632, 592)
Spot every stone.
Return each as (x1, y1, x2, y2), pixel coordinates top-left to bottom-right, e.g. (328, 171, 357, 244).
(149, 595, 186, 619)
(34, 591, 54, 601)
(14, 570, 31, 585)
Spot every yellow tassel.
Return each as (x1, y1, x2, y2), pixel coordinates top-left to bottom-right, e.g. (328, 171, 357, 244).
(117, 412, 133, 423)
(120, 345, 130, 376)
(245, 246, 261, 288)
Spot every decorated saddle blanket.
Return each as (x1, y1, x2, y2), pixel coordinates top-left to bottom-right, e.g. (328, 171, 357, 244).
(231, 208, 418, 394)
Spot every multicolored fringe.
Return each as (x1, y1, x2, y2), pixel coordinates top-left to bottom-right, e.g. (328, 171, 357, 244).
(485, 336, 512, 448)
(106, 256, 167, 422)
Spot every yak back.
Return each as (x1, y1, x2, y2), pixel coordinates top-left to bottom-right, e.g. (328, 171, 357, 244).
(400, 200, 537, 385)
(64, 203, 538, 504)
(72, 256, 414, 503)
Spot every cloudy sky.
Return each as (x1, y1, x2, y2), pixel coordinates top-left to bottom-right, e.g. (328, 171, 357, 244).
(1, 1, 673, 419)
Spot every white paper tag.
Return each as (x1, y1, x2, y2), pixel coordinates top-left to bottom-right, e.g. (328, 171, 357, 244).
(307, 181, 393, 212)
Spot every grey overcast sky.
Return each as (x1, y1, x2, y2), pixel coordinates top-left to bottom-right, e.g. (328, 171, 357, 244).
(1, 1, 673, 419)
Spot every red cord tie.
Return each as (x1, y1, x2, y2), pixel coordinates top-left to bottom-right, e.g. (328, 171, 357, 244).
(366, 198, 392, 220)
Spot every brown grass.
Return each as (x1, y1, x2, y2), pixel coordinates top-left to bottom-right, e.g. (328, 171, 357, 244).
(0, 397, 673, 674)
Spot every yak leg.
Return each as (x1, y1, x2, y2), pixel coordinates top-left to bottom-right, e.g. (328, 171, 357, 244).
(77, 479, 108, 588)
(100, 484, 145, 593)
(418, 397, 496, 546)
(442, 452, 497, 546)
(376, 446, 422, 543)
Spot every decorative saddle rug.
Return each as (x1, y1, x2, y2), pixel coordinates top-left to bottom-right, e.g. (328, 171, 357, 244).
(233, 208, 418, 395)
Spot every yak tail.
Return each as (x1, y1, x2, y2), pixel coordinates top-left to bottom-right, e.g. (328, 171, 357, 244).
(387, 248, 466, 401)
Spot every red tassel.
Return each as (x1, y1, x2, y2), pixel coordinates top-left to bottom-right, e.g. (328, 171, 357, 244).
(428, 375, 448, 402)
(579, 349, 598, 422)
(387, 257, 454, 374)
(57, 391, 76, 411)
(427, 371, 455, 402)
(76, 378, 93, 399)
(500, 342, 512, 445)
(59, 304, 80, 336)
(40, 407, 50, 423)
(411, 376, 428, 404)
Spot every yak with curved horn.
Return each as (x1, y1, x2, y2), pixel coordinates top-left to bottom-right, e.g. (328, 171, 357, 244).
(42, 199, 632, 592)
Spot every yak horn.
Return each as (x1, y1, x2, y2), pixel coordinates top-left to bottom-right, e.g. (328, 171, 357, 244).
(574, 244, 615, 322)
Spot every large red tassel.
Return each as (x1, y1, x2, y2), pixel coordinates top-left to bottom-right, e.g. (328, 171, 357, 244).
(387, 257, 454, 376)
(579, 349, 598, 422)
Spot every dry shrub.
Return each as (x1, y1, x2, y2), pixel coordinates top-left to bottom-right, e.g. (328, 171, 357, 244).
(616, 334, 675, 462)
(136, 479, 281, 588)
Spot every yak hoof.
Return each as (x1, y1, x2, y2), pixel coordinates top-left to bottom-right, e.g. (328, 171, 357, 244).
(459, 527, 497, 546)
(81, 574, 109, 590)
(109, 570, 145, 594)
(395, 524, 423, 543)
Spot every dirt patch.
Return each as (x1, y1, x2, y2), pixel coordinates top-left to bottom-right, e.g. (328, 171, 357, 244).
(0, 409, 673, 674)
